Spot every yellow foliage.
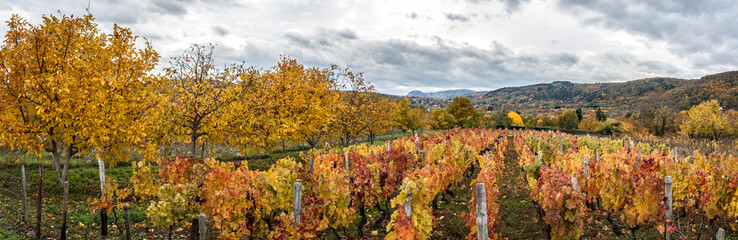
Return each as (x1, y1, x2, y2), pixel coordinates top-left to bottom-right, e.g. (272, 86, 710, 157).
(508, 112, 524, 126)
(0, 14, 160, 185)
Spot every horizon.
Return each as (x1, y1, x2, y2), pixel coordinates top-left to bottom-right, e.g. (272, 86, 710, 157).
(3, 0, 737, 95)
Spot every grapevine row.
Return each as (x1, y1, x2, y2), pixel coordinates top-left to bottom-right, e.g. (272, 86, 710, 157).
(94, 128, 507, 239)
(510, 129, 738, 240)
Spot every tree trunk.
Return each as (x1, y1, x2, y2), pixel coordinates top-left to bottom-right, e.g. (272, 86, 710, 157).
(190, 132, 198, 158)
(59, 145, 73, 187)
(189, 218, 199, 240)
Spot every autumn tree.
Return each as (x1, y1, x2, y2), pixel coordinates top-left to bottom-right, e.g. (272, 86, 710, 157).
(578, 113, 599, 131)
(160, 44, 246, 156)
(638, 106, 679, 136)
(365, 94, 395, 144)
(0, 14, 160, 186)
(680, 100, 730, 139)
(329, 66, 377, 146)
(431, 108, 454, 129)
(508, 112, 524, 126)
(393, 97, 420, 135)
(447, 96, 476, 128)
(557, 110, 580, 130)
(227, 57, 340, 150)
(409, 107, 431, 132)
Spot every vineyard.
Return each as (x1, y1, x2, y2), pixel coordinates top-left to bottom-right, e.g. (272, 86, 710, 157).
(1, 128, 737, 239)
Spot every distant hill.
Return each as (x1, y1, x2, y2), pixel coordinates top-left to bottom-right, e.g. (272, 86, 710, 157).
(407, 89, 478, 99)
(477, 71, 738, 115)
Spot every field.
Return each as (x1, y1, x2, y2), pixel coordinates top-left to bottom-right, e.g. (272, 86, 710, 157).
(1, 129, 736, 239)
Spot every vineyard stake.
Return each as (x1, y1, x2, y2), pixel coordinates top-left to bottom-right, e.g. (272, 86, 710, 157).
(308, 157, 314, 174)
(595, 149, 598, 162)
(404, 185, 412, 220)
(343, 151, 349, 171)
(422, 152, 426, 168)
(198, 213, 206, 240)
(673, 147, 678, 162)
(386, 141, 390, 153)
(124, 204, 131, 240)
(476, 183, 488, 240)
(716, 228, 725, 240)
(21, 165, 28, 224)
(35, 165, 42, 239)
(293, 182, 302, 224)
(665, 176, 673, 240)
(571, 177, 579, 192)
(98, 158, 108, 237)
(61, 181, 69, 240)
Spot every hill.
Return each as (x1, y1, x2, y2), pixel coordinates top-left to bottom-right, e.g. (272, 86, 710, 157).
(477, 71, 738, 115)
(407, 89, 478, 99)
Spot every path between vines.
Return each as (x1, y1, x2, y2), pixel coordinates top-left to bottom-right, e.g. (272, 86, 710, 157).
(431, 136, 546, 239)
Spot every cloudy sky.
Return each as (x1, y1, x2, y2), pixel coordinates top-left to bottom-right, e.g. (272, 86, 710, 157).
(2, 0, 736, 95)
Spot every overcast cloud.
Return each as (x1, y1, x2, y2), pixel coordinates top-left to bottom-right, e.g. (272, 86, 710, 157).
(1, 0, 735, 95)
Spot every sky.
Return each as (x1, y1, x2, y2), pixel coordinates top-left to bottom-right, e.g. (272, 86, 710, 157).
(1, 0, 737, 95)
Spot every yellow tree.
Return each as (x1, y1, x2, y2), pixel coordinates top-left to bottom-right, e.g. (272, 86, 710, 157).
(508, 112, 524, 126)
(409, 107, 430, 133)
(680, 100, 728, 139)
(160, 44, 246, 156)
(329, 66, 376, 147)
(0, 14, 160, 186)
(365, 94, 395, 144)
(227, 57, 340, 150)
(578, 113, 599, 131)
(393, 97, 418, 135)
(431, 108, 454, 129)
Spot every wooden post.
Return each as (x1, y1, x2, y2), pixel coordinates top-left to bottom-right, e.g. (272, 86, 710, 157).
(35, 165, 42, 239)
(716, 228, 725, 240)
(559, 144, 563, 153)
(61, 181, 69, 240)
(293, 182, 302, 224)
(665, 176, 672, 240)
(595, 149, 598, 161)
(476, 183, 488, 240)
(422, 152, 426, 168)
(387, 141, 390, 153)
(308, 157, 314, 174)
(673, 147, 678, 162)
(404, 186, 412, 220)
(344, 152, 349, 170)
(98, 158, 108, 237)
(415, 136, 420, 155)
(124, 204, 131, 240)
(538, 150, 543, 161)
(198, 213, 206, 240)
(571, 177, 579, 192)
(21, 165, 28, 224)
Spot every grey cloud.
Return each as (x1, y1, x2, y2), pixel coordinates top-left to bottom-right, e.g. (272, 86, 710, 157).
(407, 12, 418, 19)
(466, 0, 531, 13)
(151, 0, 188, 15)
(251, 30, 644, 94)
(445, 13, 470, 22)
(557, 0, 738, 67)
(212, 24, 229, 36)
